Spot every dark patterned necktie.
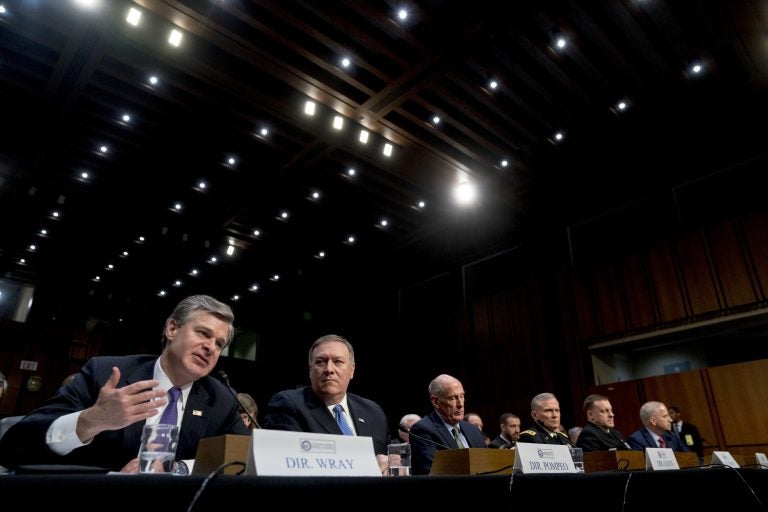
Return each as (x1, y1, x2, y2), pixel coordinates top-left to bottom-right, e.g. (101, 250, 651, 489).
(333, 404, 354, 435)
(159, 387, 182, 425)
(658, 436, 666, 448)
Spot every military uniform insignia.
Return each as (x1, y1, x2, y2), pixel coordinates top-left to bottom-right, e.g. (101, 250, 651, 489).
(520, 429, 537, 436)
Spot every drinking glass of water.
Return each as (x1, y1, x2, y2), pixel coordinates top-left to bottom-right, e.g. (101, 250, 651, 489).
(387, 443, 411, 476)
(137, 424, 179, 474)
(569, 446, 584, 473)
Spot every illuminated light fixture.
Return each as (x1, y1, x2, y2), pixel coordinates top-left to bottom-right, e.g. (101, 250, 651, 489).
(341, 57, 351, 68)
(231, 295, 240, 301)
(99, 145, 108, 154)
(80, 171, 89, 179)
(346, 235, 356, 244)
(173, 202, 183, 211)
(310, 191, 320, 200)
(259, 127, 269, 136)
(138, 236, 145, 242)
(40, 229, 47, 235)
(126, 7, 141, 26)
(453, 179, 477, 206)
(270, 274, 280, 282)
(121, 113, 131, 123)
(249, 284, 259, 292)
(432, 115, 441, 125)
(227, 156, 236, 166)
(52, 211, 60, 218)
(0, 6, 6, 14)
(397, 9, 408, 20)
(347, 168, 356, 177)
(500, 159, 509, 168)
(189, 269, 199, 276)
(488, 79, 498, 90)
(358, 129, 369, 144)
(555, 36, 567, 50)
(252, 229, 261, 237)
(106, 264, 114, 270)
(315, 251, 326, 259)
(168, 28, 183, 47)
(552, 131, 565, 143)
(73, 0, 100, 8)
(209, 256, 217, 263)
(332, 115, 344, 130)
(121, 251, 129, 257)
(158, 290, 167, 296)
(28, 244, 36, 251)
(174, 280, 182, 287)
(226, 244, 235, 256)
(379, 219, 388, 227)
(304, 101, 316, 116)
(148, 75, 159, 85)
(19, 258, 26, 264)
(382, 143, 393, 157)
(417, 200, 426, 209)
(197, 181, 207, 189)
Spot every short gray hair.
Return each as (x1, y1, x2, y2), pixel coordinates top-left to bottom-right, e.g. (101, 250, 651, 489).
(162, 295, 235, 348)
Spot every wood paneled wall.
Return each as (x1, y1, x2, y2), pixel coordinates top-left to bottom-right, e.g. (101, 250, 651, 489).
(590, 359, 768, 456)
(407, 209, 768, 431)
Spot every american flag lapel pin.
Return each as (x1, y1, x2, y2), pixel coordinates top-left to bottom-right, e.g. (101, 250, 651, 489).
(358, 418, 365, 423)
(193, 409, 203, 416)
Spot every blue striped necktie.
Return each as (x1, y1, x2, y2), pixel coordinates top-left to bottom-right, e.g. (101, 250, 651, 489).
(159, 387, 182, 425)
(333, 404, 354, 435)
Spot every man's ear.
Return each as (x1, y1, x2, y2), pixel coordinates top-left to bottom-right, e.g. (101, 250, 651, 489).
(165, 319, 178, 343)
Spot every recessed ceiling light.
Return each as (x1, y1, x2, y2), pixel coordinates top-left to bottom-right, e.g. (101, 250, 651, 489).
(126, 7, 141, 26)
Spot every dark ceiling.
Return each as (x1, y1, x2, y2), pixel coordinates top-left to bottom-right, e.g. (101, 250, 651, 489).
(0, 0, 766, 329)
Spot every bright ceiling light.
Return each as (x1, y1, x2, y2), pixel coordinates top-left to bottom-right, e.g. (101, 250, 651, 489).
(453, 180, 477, 206)
(168, 29, 183, 47)
(304, 101, 316, 116)
(126, 7, 141, 26)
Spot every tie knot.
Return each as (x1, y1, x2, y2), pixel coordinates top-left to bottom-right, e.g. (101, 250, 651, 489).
(333, 404, 344, 415)
(169, 387, 181, 399)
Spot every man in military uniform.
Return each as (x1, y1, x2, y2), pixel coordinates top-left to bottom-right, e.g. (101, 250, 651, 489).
(517, 392, 573, 445)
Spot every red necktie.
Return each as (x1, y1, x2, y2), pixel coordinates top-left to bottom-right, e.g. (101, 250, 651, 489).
(658, 436, 666, 448)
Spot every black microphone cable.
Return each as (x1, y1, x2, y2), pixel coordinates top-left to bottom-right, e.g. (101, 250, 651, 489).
(185, 461, 246, 512)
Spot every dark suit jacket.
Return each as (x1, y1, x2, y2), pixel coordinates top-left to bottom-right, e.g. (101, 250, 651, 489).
(626, 427, 691, 452)
(675, 421, 704, 457)
(262, 386, 389, 456)
(576, 421, 630, 452)
(409, 410, 487, 475)
(517, 421, 572, 446)
(0, 355, 249, 471)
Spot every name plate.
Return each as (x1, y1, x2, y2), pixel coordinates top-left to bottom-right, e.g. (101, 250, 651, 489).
(755, 452, 768, 469)
(245, 429, 381, 476)
(514, 443, 577, 474)
(644, 448, 680, 470)
(711, 451, 740, 468)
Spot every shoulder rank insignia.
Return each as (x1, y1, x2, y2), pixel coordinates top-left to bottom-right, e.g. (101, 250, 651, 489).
(520, 430, 537, 436)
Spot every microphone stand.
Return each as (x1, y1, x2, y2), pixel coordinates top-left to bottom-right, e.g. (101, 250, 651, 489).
(217, 370, 260, 429)
(399, 426, 452, 450)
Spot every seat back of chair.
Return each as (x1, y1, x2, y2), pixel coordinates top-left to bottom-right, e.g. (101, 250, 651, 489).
(0, 415, 24, 441)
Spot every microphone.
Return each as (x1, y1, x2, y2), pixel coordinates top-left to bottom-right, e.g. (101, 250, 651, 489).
(217, 370, 260, 429)
(398, 426, 452, 450)
(608, 429, 632, 450)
